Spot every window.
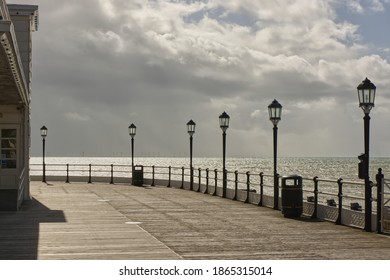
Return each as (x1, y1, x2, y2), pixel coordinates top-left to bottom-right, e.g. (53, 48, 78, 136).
(1, 129, 17, 169)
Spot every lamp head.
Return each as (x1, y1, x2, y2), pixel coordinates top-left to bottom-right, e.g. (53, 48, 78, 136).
(40, 126, 48, 138)
(268, 99, 282, 126)
(187, 120, 196, 136)
(219, 111, 230, 132)
(357, 77, 376, 114)
(128, 123, 136, 138)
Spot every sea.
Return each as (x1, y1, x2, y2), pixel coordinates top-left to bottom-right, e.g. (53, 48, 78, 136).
(30, 156, 390, 209)
(30, 156, 390, 181)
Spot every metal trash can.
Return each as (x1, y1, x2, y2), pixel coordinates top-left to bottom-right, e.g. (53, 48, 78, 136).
(281, 175, 303, 218)
(132, 165, 143, 186)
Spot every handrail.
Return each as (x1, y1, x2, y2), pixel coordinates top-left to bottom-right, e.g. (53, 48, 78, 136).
(30, 162, 367, 207)
(30, 162, 387, 232)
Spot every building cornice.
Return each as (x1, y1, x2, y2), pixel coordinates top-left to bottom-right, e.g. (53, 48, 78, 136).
(7, 4, 39, 31)
(0, 20, 29, 105)
(0, 0, 11, 21)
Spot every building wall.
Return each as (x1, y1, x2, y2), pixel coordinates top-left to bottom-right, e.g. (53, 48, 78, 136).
(0, 105, 24, 210)
(8, 7, 37, 206)
(0, 2, 38, 210)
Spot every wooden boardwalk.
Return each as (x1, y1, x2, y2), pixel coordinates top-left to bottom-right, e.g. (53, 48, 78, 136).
(0, 181, 389, 260)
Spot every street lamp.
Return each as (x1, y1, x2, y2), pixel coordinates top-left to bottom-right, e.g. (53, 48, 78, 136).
(268, 99, 282, 210)
(219, 111, 230, 198)
(40, 126, 47, 183)
(128, 123, 136, 183)
(357, 77, 376, 232)
(187, 120, 196, 191)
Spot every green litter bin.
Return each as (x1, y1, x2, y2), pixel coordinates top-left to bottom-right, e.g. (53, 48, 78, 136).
(132, 165, 143, 186)
(281, 175, 303, 218)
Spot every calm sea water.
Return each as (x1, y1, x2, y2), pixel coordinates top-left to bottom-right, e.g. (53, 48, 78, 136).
(30, 156, 390, 181)
(30, 157, 390, 209)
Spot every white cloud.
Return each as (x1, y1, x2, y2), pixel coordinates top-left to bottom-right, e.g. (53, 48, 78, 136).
(81, 30, 125, 53)
(128, 1, 359, 66)
(317, 55, 390, 87)
(345, 0, 364, 13)
(98, 0, 116, 18)
(370, 0, 386, 11)
(250, 109, 262, 118)
(294, 97, 337, 111)
(9, 0, 390, 157)
(381, 47, 390, 53)
(342, 0, 390, 13)
(211, 0, 335, 24)
(64, 112, 91, 122)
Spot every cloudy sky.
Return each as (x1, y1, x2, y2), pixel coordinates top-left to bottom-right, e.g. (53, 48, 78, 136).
(9, 0, 390, 158)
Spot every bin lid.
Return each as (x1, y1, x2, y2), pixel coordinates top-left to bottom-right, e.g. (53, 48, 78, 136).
(282, 175, 302, 179)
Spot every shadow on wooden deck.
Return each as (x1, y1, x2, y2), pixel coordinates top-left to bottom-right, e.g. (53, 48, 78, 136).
(0, 197, 66, 260)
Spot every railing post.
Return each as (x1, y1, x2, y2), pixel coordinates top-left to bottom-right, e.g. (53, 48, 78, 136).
(180, 166, 184, 189)
(88, 164, 92, 184)
(66, 164, 70, 183)
(336, 178, 343, 225)
(191, 167, 194, 191)
(204, 168, 209, 194)
(311, 176, 319, 219)
(197, 168, 201, 192)
(167, 166, 171, 188)
(376, 168, 384, 234)
(110, 164, 114, 184)
(258, 172, 264, 206)
(233, 170, 238, 201)
(245, 171, 250, 203)
(212, 169, 218, 196)
(276, 173, 280, 209)
(151, 165, 155, 186)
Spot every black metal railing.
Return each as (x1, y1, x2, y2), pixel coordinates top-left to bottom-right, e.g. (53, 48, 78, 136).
(30, 163, 383, 232)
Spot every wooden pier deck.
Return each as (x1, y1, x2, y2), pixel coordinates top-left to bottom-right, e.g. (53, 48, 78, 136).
(0, 181, 389, 260)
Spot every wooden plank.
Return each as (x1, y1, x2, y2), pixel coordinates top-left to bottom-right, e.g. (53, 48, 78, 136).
(0, 181, 389, 259)
(0, 182, 180, 260)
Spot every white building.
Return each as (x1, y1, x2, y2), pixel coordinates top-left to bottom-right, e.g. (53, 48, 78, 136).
(0, 0, 38, 210)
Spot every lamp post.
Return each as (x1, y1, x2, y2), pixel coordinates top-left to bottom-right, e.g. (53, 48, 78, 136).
(357, 77, 376, 232)
(128, 123, 136, 184)
(187, 120, 196, 191)
(219, 111, 230, 198)
(40, 126, 47, 183)
(268, 99, 282, 210)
